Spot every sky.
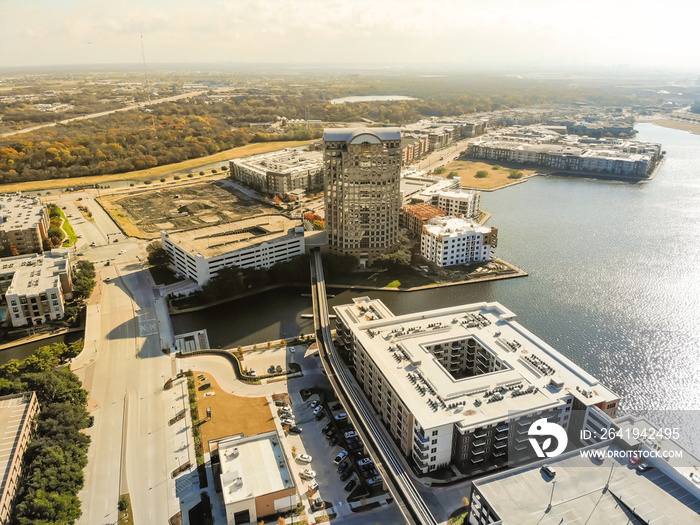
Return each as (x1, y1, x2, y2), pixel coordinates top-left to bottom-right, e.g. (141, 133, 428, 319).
(1, 0, 699, 71)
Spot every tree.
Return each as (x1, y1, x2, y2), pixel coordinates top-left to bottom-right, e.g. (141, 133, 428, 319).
(434, 166, 446, 174)
(447, 171, 459, 179)
(475, 170, 489, 178)
(146, 241, 170, 269)
(118, 495, 129, 512)
(508, 170, 524, 179)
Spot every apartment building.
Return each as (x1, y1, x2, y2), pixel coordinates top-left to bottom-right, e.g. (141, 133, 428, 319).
(466, 126, 662, 179)
(161, 215, 305, 286)
(323, 128, 402, 268)
(210, 432, 297, 525)
(400, 135, 430, 165)
(421, 217, 497, 266)
(434, 189, 482, 219)
(334, 298, 619, 476)
(400, 203, 446, 238)
(0, 194, 49, 255)
(0, 392, 39, 524)
(2, 250, 72, 327)
(229, 147, 323, 195)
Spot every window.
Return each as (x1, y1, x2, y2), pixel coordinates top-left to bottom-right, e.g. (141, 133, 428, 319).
(431, 439, 437, 445)
(431, 448, 437, 453)
(432, 430, 438, 436)
(430, 456, 436, 462)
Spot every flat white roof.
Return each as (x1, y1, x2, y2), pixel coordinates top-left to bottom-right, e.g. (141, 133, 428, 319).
(2, 251, 69, 295)
(323, 127, 401, 143)
(0, 194, 45, 231)
(218, 431, 295, 505)
(423, 216, 491, 237)
(334, 298, 618, 430)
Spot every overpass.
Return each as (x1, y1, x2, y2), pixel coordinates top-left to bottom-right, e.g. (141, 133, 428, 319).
(309, 248, 438, 525)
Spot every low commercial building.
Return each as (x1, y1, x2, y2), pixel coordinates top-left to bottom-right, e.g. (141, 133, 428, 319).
(229, 147, 323, 195)
(334, 298, 619, 476)
(0, 392, 39, 523)
(434, 189, 482, 219)
(161, 215, 305, 286)
(421, 216, 497, 266)
(211, 432, 297, 525)
(400, 203, 446, 238)
(0, 194, 49, 255)
(1, 250, 72, 327)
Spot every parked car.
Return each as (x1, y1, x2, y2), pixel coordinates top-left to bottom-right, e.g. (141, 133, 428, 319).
(334, 413, 348, 422)
(331, 403, 342, 411)
(637, 463, 653, 472)
(325, 430, 335, 439)
(289, 426, 302, 434)
(344, 430, 358, 439)
(87, 415, 95, 428)
(322, 424, 332, 434)
(308, 481, 319, 492)
(333, 450, 348, 465)
(690, 472, 700, 485)
(541, 465, 556, 478)
(311, 497, 323, 510)
(281, 418, 295, 426)
(310, 400, 320, 408)
(279, 406, 292, 414)
(367, 475, 383, 486)
(357, 458, 373, 468)
(313, 405, 324, 415)
(344, 479, 357, 491)
(340, 469, 353, 481)
(362, 468, 378, 478)
(329, 436, 339, 446)
(337, 461, 349, 474)
(300, 469, 316, 479)
(315, 412, 325, 420)
(249, 369, 256, 377)
(298, 454, 312, 463)
(629, 455, 643, 466)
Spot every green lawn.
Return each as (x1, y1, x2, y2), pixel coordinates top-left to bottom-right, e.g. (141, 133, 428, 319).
(329, 268, 437, 289)
(52, 206, 78, 246)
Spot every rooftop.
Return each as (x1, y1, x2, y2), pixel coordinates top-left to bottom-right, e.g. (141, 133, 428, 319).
(334, 298, 618, 429)
(0, 194, 46, 232)
(2, 250, 70, 295)
(163, 215, 303, 259)
(423, 216, 491, 237)
(323, 127, 401, 144)
(402, 203, 446, 221)
(474, 441, 700, 524)
(231, 147, 322, 176)
(217, 431, 295, 505)
(0, 393, 37, 498)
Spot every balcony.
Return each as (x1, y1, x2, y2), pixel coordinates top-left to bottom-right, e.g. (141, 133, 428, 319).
(472, 448, 486, 456)
(473, 430, 487, 439)
(413, 447, 428, 461)
(413, 436, 429, 451)
(415, 431, 429, 443)
(494, 441, 507, 449)
(496, 423, 509, 433)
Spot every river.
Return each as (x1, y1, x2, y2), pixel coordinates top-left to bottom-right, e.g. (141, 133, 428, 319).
(172, 122, 699, 452)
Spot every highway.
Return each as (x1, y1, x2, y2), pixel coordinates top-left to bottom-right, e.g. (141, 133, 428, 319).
(309, 248, 438, 525)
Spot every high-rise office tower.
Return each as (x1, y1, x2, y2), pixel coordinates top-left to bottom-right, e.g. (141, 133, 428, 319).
(323, 128, 402, 267)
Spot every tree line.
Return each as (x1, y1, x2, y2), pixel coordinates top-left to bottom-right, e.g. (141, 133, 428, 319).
(0, 340, 89, 525)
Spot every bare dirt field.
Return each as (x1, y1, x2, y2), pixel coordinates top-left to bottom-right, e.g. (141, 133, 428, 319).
(99, 181, 277, 238)
(194, 372, 275, 453)
(439, 159, 538, 190)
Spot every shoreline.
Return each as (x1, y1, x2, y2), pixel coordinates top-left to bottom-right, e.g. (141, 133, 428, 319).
(169, 259, 528, 316)
(638, 118, 700, 136)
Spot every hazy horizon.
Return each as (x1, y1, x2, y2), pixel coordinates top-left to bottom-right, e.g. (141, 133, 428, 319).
(2, 0, 699, 73)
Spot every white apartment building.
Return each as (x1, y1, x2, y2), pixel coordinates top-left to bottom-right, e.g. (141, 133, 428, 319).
(161, 215, 305, 286)
(1, 250, 72, 327)
(334, 298, 619, 476)
(229, 147, 323, 195)
(421, 216, 497, 267)
(434, 189, 482, 219)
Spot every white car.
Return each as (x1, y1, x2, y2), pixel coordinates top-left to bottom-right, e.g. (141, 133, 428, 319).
(310, 400, 319, 408)
(333, 450, 348, 465)
(289, 346, 296, 353)
(313, 405, 323, 415)
(308, 481, 319, 492)
(300, 468, 316, 479)
(118, 250, 126, 255)
(298, 454, 312, 463)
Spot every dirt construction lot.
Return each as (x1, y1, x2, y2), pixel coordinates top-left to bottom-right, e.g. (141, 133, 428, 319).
(99, 182, 278, 238)
(194, 372, 275, 452)
(439, 159, 538, 190)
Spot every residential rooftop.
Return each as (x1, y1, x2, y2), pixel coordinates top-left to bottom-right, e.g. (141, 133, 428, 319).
(230, 147, 322, 176)
(323, 127, 401, 143)
(0, 194, 46, 232)
(334, 298, 618, 430)
(162, 215, 303, 259)
(217, 431, 295, 505)
(0, 393, 37, 501)
(423, 216, 491, 237)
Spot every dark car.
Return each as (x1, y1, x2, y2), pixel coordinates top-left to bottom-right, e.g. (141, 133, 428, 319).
(322, 424, 332, 434)
(344, 479, 357, 491)
(329, 436, 339, 446)
(362, 468, 378, 478)
(325, 430, 335, 440)
(331, 403, 342, 411)
(637, 462, 654, 472)
(289, 426, 302, 434)
(337, 461, 349, 474)
(340, 469, 353, 481)
(315, 412, 325, 420)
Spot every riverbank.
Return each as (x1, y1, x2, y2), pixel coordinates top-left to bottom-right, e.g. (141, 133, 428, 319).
(168, 259, 527, 316)
(651, 119, 700, 135)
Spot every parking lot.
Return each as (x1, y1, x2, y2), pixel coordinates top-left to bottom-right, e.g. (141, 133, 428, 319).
(241, 344, 296, 378)
(274, 388, 388, 519)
